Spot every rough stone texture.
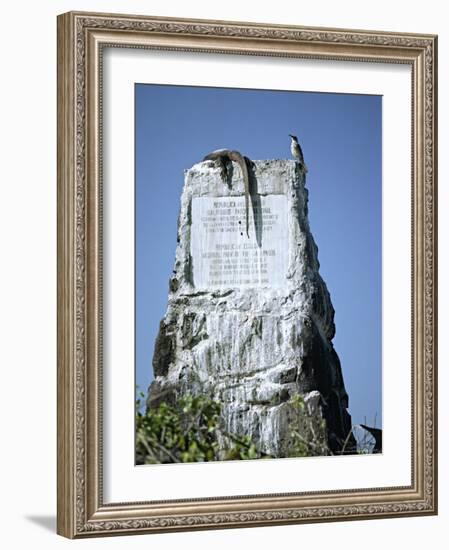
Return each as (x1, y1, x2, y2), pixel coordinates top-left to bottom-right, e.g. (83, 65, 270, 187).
(147, 159, 355, 457)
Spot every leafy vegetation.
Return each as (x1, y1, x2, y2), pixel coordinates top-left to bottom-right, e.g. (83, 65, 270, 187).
(287, 393, 329, 457)
(136, 391, 334, 464)
(136, 393, 264, 464)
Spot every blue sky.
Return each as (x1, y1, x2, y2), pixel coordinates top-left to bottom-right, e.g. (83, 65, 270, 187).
(135, 83, 382, 428)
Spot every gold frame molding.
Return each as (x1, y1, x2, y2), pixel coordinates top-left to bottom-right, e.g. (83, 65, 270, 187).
(57, 11, 438, 538)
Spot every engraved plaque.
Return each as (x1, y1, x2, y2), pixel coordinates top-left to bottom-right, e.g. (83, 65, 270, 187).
(191, 195, 289, 289)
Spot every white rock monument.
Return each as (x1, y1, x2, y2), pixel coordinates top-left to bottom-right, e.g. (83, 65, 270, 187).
(147, 157, 355, 457)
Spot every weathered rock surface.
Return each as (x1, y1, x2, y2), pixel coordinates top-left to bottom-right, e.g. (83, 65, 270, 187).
(147, 158, 355, 457)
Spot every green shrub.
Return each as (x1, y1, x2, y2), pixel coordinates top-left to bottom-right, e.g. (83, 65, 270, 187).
(287, 394, 329, 457)
(136, 392, 331, 464)
(136, 393, 265, 464)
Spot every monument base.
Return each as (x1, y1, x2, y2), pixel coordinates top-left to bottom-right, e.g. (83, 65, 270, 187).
(148, 159, 355, 458)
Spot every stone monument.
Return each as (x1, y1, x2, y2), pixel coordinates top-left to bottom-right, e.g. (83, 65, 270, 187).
(147, 156, 355, 457)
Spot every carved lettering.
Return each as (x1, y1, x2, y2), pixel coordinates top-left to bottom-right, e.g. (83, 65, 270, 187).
(191, 195, 288, 289)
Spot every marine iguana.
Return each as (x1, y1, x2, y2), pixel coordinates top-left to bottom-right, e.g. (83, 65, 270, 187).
(203, 148, 251, 237)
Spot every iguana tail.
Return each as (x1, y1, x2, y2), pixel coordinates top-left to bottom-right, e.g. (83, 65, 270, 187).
(203, 148, 251, 238)
(229, 150, 250, 238)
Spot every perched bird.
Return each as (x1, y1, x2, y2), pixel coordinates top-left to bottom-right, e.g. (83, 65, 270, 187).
(289, 134, 308, 173)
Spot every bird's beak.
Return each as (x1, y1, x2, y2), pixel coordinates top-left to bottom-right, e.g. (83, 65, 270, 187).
(288, 134, 293, 137)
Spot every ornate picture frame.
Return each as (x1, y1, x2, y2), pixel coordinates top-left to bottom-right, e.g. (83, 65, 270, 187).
(57, 11, 437, 538)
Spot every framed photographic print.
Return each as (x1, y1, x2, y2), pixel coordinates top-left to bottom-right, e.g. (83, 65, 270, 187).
(57, 11, 437, 538)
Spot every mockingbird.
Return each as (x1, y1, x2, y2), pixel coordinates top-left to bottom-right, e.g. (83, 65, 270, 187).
(289, 134, 308, 173)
